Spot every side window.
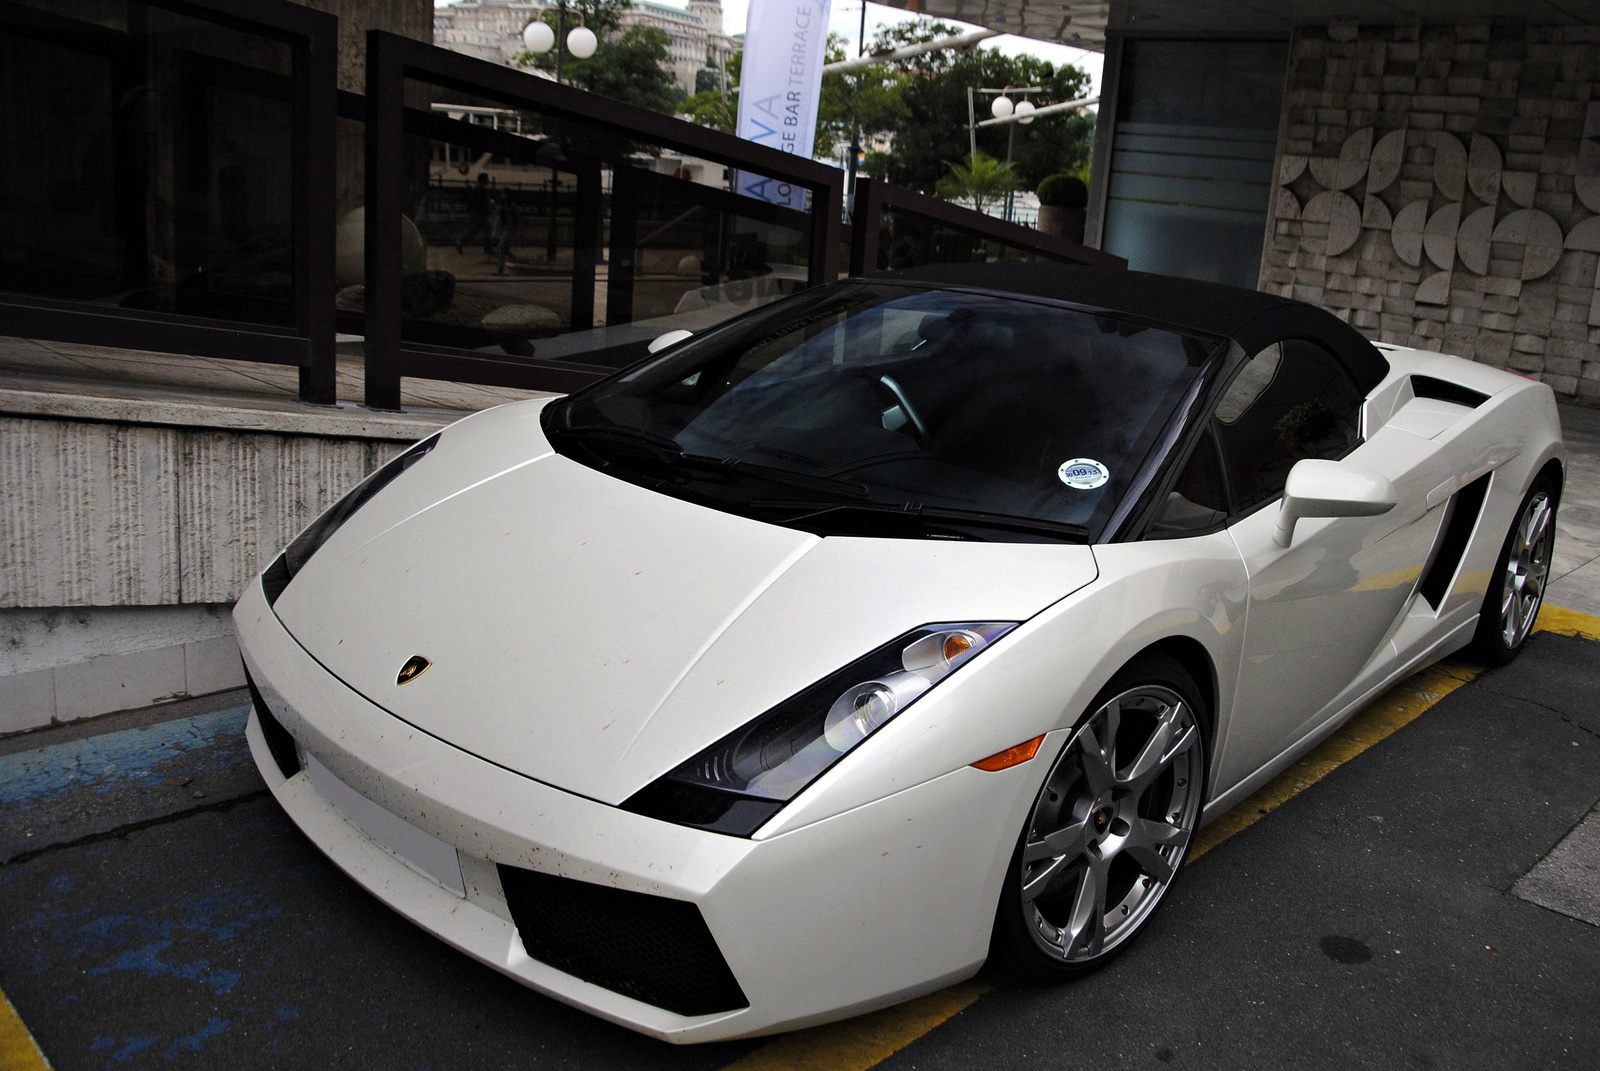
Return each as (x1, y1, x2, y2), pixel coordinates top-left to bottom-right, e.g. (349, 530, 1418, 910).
(1214, 338, 1363, 514)
(1148, 429, 1229, 539)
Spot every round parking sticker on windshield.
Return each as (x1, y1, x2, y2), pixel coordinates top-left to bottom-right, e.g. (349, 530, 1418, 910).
(1057, 458, 1110, 490)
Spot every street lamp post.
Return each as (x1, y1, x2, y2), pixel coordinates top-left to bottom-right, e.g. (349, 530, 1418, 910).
(844, 0, 868, 222)
(523, 8, 598, 261)
(968, 86, 1041, 222)
(522, 3, 598, 85)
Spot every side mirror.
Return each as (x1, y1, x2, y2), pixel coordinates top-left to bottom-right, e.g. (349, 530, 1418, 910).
(648, 329, 693, 353)
(1273, 458, 1396, 547)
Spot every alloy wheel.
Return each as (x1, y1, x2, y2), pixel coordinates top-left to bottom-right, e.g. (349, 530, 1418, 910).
(1501, 490, 1553, 649)
(1019, 685, 1203, 963)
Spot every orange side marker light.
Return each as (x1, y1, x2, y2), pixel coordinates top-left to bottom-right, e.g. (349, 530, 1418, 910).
(970, 734, 1045, 772)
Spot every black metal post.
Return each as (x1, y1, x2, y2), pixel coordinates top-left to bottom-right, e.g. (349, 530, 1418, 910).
(363, 29, 405, 411)
(809, 177, 844, 286)
(555, 0, 566, 84)
(294, 8, 338, 404)
(605, 165, 637, 325)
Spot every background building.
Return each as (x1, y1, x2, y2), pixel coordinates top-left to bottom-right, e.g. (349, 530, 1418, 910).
(435, 0, 736, 93)
(886, 0, 1600, 406)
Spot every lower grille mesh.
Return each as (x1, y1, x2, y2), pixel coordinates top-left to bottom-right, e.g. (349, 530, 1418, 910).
(497, 864, 748, 1017)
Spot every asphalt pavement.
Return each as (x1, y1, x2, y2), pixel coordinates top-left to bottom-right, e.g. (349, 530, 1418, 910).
(2, 627, 1598, 1070)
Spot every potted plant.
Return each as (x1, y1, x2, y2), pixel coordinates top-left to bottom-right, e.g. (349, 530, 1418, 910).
(1036, 173, 1088, 242)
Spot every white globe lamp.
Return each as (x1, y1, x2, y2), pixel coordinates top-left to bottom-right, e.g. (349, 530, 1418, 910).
(567, 25, 598, 59)
(990, 95, 1014, 119)
(1015, 99, 1036, 125)
(522, 20, 555, 54)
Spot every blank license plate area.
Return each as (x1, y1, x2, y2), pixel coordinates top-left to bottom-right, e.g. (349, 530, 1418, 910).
(305, 753, 466, 897)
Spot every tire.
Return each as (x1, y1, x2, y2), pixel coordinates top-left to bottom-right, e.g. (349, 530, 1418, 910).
(1469, 475, 1557, 667)
(990, 653, 1209, 982)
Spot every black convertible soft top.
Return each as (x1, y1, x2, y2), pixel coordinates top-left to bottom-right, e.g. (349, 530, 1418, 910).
(874, 262, 1391, 395)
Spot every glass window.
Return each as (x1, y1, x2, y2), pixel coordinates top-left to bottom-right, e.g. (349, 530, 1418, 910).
(1147, 429, 1228, 539)
(873, 205, 1076, 272)
(0, 0, 296, 325)
(384, 80, 814, 365)
(1214, 338, 1363, 514)
(548, 283, 1220, 543)
(1101, 40, 1287, 288)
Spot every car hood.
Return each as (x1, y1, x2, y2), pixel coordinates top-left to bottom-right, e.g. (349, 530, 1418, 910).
(273, 431, 1098, 804)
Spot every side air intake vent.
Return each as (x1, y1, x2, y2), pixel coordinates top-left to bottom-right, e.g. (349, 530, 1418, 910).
(1418, 473, 1492, 609)
(497, 865, 748, 1017)
(244, 664, 302, 780)
(1411, 375, 1489, 409)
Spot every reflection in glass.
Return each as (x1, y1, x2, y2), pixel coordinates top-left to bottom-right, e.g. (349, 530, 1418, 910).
(874, 206, 1074, 273)
(0, 0, 296, 325)
(362, 81, 817, 367)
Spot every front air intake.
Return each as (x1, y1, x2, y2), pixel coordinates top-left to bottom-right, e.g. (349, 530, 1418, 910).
(496, 865, 749, 1017)
(244, 663, 301, 780)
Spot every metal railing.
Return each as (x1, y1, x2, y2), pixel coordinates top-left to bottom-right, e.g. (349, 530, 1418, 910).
(359, 30, 846, 411)
(1, 13, 1126, 413)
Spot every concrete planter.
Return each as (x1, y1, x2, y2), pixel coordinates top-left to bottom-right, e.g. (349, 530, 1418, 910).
(1037, 205, 1087, 244)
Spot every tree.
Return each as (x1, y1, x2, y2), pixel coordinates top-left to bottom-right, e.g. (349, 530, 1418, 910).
(935, 152, 1017, 214)
(859, 22, 1094, 194)
(815, 34, 910, 163)
(680, 39, 907, 160)
(515, 3, 683, 115)
(681, 50, 740, 134)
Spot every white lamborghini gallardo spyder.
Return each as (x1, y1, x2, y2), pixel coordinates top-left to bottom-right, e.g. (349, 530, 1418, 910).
(235, 263, 1563, 1042)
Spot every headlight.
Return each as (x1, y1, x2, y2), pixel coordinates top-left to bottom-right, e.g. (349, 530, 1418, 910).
(261, 433, 439, 605)
(622, 622, 1015, 836)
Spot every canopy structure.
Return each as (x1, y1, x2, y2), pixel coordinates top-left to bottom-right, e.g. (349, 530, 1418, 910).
(875, 0, 1600, 52)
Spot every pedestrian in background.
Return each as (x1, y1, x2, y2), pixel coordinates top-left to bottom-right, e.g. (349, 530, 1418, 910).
(495, 188, 520, 275)
(456, 172, 494, 255)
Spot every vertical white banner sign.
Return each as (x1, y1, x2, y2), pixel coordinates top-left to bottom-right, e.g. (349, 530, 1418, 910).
(734, 0, 833, 208)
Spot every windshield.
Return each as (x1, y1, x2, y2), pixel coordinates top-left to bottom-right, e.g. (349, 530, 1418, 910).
(547, 282, 1220, 543)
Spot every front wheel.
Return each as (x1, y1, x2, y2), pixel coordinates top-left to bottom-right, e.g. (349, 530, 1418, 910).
(990, 653, 1208, 981)
(1469, 476, 1556, 666)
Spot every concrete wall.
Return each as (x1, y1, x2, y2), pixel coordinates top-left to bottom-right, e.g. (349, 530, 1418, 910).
(1261, 22, 1600, 403)
(0, 402, 428, 735)
(296, 0, 433, 93)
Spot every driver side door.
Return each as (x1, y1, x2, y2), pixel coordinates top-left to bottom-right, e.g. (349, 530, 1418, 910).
(1211, 339, 1448, 792)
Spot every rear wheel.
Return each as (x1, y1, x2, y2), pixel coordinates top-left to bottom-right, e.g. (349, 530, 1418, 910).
(1470, 476, 1556, 666)
(990, 653, 1207, 981)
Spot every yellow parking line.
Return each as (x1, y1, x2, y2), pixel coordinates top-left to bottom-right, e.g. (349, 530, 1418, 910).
(1530, 603, 1600, 641)
(0, 987, 50, 1071)
(721, 979, 993, 1071)
(723, 604, 1600, 1071)
(1189, 659, 1480, 858)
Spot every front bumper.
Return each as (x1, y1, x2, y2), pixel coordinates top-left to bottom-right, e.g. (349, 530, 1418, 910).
(234, 579, 1038, 1042)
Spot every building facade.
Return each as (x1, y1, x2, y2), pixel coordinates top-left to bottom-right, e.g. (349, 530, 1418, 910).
(886, 0, 1600, 405)
(434, 0, 736, 94)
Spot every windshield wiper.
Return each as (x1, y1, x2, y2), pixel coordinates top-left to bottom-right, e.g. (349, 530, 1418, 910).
(549, 423, 868, 498)
(754, 501, 1089, 542)
(673, 456, 870, 498)
(547, 422, 685, 462)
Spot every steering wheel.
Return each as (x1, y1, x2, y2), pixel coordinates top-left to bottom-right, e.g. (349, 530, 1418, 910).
(876, 375, 929, 444)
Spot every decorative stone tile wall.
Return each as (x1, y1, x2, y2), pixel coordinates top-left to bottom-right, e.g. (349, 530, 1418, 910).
(1260, 22, 1600, 403)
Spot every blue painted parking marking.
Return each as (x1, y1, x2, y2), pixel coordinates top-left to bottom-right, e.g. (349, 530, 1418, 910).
(0, 708, 258, 865)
